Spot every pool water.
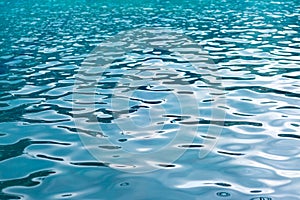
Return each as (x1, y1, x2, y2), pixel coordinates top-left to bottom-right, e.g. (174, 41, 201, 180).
(0, 0, 300, 199)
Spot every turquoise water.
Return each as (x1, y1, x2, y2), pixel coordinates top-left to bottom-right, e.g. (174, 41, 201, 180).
(1, 0, 300, 199)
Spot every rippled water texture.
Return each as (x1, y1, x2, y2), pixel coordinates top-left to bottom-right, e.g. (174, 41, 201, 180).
(0, 0, 300, 199)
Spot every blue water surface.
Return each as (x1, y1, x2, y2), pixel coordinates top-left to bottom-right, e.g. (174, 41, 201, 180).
(0, 0, 300, 199)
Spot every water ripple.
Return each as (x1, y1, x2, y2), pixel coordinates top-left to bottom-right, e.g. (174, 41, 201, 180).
(0, 0, 299, 199)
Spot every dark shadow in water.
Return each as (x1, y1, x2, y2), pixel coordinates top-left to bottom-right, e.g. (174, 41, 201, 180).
(0, 170, 55, 200)
(0, 138, 70, 162)
(278, 134, 300, 140)
(224, 86, 300, 98)
(70, 161, 108, 167)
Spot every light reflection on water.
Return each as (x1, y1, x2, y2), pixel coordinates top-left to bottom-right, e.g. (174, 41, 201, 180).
(0, 0, 299, 199)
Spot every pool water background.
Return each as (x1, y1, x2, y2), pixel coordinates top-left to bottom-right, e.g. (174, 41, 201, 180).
(0, 0, 300, 199)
